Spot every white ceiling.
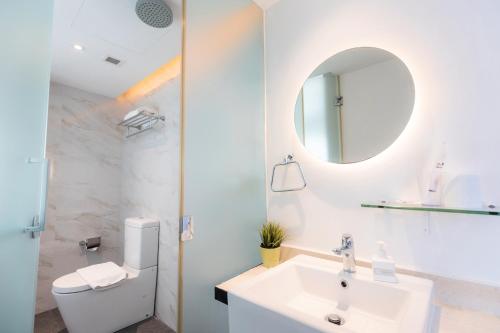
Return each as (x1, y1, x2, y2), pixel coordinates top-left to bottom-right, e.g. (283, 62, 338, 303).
(252, 0, 282, 10)
(51, 0, 182, 98)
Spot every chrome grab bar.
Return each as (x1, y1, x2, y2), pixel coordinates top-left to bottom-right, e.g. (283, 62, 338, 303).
(25, 158, 49, 238)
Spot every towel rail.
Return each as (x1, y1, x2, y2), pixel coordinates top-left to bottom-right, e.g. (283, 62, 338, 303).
(270, 155, 307, 192)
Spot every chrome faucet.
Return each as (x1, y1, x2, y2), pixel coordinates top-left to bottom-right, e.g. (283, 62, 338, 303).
(333, 234, 356, 273)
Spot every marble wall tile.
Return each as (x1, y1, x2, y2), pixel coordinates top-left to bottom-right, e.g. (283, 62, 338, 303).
(37, 80, 180, 330)
(120, 76, 180, 330)
(37, 83, 124, 313)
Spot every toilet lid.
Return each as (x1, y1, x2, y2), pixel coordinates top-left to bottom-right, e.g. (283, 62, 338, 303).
(52, 272, 91, 294)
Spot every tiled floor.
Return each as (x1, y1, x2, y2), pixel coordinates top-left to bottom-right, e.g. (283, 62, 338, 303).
(34, 308, 175, 333)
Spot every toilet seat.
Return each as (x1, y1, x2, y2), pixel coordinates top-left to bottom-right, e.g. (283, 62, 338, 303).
(52, 272, 91, 294)
(53, 263, 129, 294)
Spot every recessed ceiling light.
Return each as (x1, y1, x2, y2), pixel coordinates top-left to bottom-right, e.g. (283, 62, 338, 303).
(73, 44, 84, 51)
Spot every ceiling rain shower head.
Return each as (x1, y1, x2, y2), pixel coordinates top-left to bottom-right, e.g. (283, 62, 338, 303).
(135, 0, 173, 28)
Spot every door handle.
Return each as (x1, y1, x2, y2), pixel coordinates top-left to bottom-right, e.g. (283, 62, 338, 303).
(25, 215, 42, 239)
(24, 158, 49, 238)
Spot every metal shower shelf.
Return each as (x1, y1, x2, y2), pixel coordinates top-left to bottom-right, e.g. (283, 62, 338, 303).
(118, 108, 165, 138)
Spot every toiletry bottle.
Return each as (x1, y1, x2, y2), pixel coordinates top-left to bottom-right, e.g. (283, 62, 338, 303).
(422, 161, 444, 206)
(422, 142, 446, 206)
(372, 241, 398, 283)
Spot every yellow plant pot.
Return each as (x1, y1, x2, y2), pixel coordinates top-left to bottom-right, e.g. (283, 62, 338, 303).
(260, 246, 281, 268)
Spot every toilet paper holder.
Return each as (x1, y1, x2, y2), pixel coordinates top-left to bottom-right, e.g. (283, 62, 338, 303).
(79, 236, 101, 255)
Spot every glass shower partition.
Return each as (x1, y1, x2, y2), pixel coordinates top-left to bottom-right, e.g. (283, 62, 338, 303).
(181, 1, 267, 332)
(0, 1, 53, 332)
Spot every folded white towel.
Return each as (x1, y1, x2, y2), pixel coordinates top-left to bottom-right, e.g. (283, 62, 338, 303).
(124, 106, 156, 121)
(76, 262, 127, 291)
(124, 109, 141, 121)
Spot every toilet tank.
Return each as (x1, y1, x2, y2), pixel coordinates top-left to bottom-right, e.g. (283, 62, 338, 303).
(124, 217, 160, 270)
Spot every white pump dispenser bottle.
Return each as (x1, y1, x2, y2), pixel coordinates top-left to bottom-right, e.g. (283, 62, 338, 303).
(372, 241, 398, 283)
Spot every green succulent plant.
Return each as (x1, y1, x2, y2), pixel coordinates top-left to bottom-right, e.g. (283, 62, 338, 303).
(259, 222, 286, 249)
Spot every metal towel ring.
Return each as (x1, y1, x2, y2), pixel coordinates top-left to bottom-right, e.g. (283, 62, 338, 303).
(270, 155, 307, 192)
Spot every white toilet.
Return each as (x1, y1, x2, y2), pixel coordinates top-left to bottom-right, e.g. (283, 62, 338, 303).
(52, 217, 160, 333)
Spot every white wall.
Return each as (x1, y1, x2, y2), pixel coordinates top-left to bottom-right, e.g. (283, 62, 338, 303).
(341, 59, 413, 163)
(265, 0, 500, 285)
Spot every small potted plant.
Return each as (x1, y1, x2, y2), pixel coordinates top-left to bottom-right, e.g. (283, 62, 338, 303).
(259, 222, 286, 268)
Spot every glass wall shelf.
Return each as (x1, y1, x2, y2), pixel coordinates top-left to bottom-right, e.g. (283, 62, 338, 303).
(361, 201, 499, 216)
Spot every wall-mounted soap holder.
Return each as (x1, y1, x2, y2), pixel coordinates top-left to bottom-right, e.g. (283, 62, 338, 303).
(79, 236, 101, 255)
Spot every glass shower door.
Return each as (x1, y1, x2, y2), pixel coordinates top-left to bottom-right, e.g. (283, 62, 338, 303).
(0, 1, 53, 332)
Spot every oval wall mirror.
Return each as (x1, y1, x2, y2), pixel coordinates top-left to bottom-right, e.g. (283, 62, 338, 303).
(294, 47, 415, 164)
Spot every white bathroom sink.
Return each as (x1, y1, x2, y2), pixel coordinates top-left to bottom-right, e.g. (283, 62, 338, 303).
(228, 255, 434, 333)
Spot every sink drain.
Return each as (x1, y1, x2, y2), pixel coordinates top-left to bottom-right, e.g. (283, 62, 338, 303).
(326, 313, 345, 326)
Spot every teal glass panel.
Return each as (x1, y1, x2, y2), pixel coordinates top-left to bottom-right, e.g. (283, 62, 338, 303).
(182, 1, 266, 333)
(0, 1, 53, 332)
